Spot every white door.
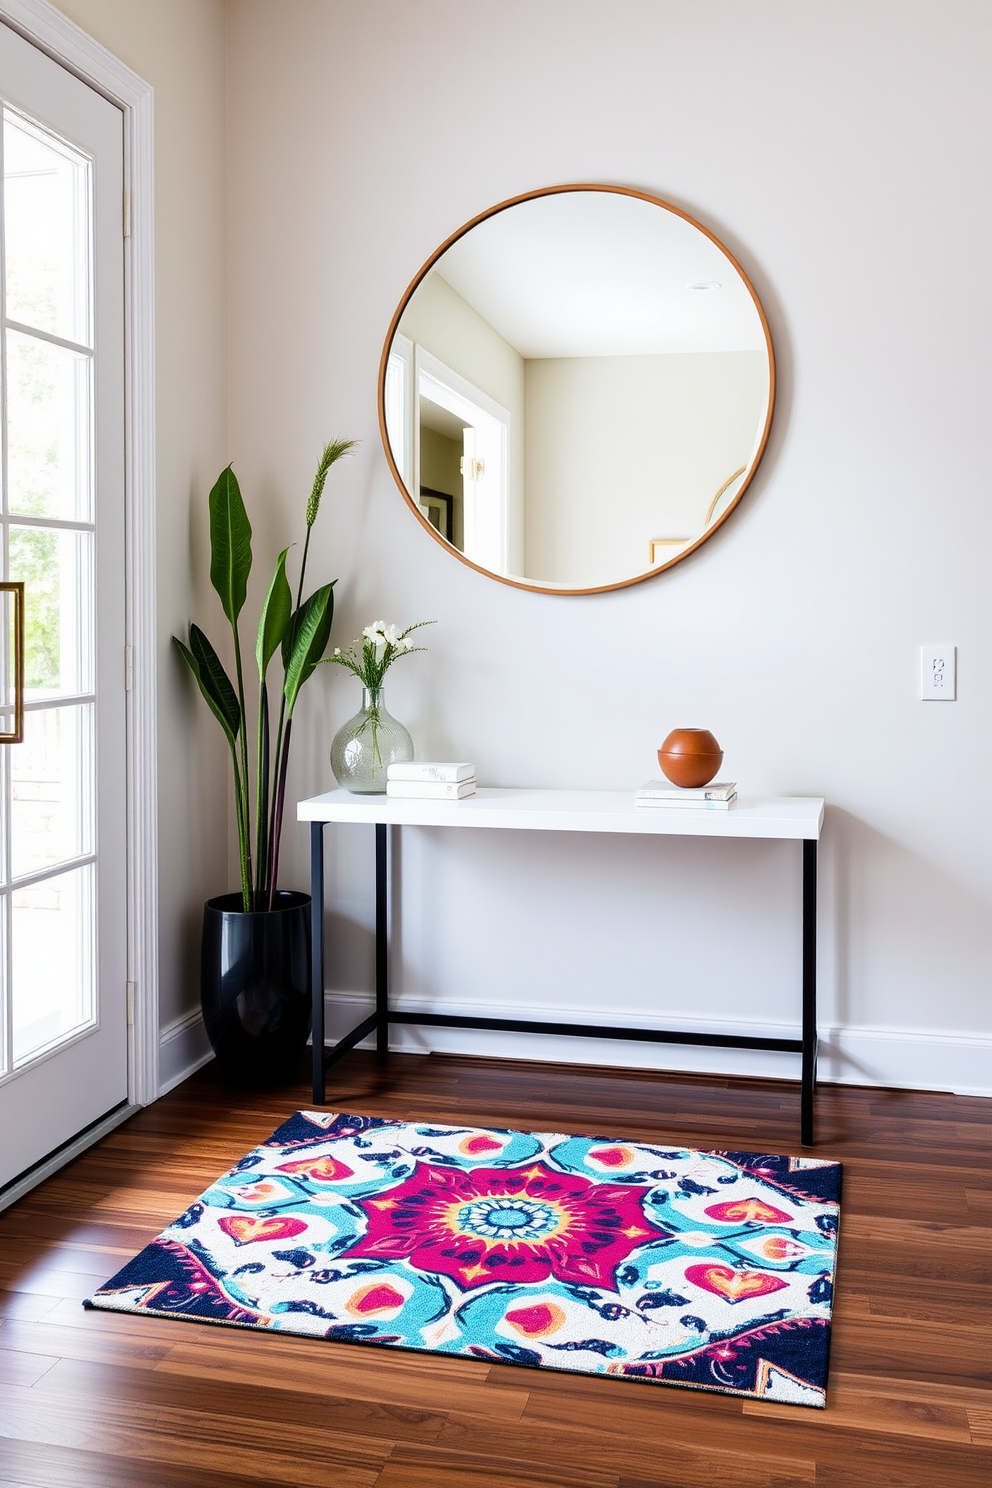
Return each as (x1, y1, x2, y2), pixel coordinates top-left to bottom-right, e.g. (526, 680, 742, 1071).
(0, 22, 127, 1190)
(460, 420, 507, 573)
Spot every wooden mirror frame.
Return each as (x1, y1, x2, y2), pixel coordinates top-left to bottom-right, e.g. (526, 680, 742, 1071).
(378, 184, 776, 596)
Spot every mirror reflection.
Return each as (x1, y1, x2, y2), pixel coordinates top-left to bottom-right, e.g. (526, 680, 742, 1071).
(381, 186, 774, 594)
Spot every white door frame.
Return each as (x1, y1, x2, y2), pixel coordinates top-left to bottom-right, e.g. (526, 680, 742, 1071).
(0, 0, 157, 1116)
(414, 347, 510, 571)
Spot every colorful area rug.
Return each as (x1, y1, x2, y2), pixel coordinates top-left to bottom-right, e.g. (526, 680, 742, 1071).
(86, 1111, 841, 1407)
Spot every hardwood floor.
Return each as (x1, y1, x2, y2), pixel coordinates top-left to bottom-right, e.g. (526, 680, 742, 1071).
(0, 1052, 989, 1487)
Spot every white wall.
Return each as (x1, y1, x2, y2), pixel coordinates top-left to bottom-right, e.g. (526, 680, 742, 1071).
(53, 0, 229, 1077)
(525, 350, 768, 585)
(222, 0, 992, 1097)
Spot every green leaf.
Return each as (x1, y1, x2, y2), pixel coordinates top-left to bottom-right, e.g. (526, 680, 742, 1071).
(208, 465, 252, 625)
(282, 584, 335, 716)
(175, 635, 234, 746)
(256, 546, 292, 680)
(180, 625, 242, 742)
(281, 576, 335, 672)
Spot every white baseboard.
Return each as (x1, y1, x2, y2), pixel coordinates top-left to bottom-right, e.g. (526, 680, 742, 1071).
(158, 1008, 214, 1095)
(322, 990, 992, 1098)
(153, 993, 991, 1100)
(822, 1025, 991, 1097)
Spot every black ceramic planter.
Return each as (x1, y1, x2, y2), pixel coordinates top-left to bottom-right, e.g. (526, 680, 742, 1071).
(201, 890, 312, 1086)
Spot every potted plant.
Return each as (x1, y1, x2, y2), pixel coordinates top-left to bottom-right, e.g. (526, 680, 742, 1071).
(175, 440, 353, 1084)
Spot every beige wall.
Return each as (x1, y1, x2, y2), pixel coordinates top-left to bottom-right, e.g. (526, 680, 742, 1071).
(419, 428, 462, 548)
(55, 0, 229, 1032)
(45, 0, 991, 1093)
(420, 428, 460, 499)
(223, 0, 991, 1095)
(525, 350, 769, 585)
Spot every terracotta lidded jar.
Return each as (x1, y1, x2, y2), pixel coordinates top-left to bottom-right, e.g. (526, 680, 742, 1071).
(658, 728, 724, 789)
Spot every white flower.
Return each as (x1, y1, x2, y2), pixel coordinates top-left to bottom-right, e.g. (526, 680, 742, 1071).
(363, 621, 387, 642)
(382, 624, 400, 647)
(333, 647, 341, 656)
(397, 637, 413, 651)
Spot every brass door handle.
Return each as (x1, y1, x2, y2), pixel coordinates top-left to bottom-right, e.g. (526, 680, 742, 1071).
(0, 582, 25, 744)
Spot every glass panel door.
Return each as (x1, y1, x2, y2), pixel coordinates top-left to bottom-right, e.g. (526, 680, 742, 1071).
(4, 109, 96, 1069)
(0, 20, 126, 1191)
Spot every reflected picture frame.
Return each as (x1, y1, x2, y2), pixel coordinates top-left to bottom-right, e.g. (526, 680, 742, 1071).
(419, 486, 454, 542)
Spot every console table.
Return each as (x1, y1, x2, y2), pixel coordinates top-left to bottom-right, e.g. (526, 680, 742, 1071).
(298, 789, 825, 1145)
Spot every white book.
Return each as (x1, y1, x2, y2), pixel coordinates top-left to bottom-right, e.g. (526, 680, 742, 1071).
(636, 779, 737, 801)
(387, 761, 476, 784)
(386, 778, 477, 800)
(635, 793, 737, 811)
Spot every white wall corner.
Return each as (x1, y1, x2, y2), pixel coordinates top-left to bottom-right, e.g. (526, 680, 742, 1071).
(158, 1008, 213, 1096)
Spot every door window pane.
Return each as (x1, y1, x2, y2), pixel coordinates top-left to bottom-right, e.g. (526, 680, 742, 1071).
(12, 861, 94, 1066)
(6, 328, 92, 521)
(8, 526, 93, 698)
(3, 108, 91, 346)
(11, 704, 93, 879)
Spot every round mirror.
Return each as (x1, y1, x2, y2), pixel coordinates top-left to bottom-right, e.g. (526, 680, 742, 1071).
(378, 185, 775, 595)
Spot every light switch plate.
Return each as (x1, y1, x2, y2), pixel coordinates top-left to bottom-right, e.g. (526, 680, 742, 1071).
(920, 645, 956, 701)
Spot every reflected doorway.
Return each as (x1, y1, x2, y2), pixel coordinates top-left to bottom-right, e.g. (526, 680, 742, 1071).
(416, 351, 509, 574)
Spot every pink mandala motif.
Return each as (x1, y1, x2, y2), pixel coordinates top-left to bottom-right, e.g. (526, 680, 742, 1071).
(350, 1159, 667, 1291)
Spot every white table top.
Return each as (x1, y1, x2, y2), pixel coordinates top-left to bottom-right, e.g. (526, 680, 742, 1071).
(298, 787, 824, 841)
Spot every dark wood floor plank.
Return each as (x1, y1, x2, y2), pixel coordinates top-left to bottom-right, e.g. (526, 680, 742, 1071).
(376, 1443, 621, 1488)
(829, 1371, 992, 1410)
(743, 1387, 972, 1442)
(488, 1356, 744, 1416)
(152, 1336, 530, 1420)
(30, 1352, 449, 1445)
(815, 1461, 992, 1488)
(828, 1314, 990, 1388)
(1, 1382, 388, 1487)
(0, 1316, 178, 1368)
(1, 1052, 989, 1488)
(437, 1413, 817, 1486)
(0, 1345, 60, 1387)
(858, 1277, 988, 1326)
(0, 1261, 110, 1301)
(0, 1438, 337, 1488)
(837, 1216, 992, 1285)
(0, 1288, 62, 1322)
(0, 1237, 147, 1278)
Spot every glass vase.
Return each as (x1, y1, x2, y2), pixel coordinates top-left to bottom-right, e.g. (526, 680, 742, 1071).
(330, 686, 413, 794)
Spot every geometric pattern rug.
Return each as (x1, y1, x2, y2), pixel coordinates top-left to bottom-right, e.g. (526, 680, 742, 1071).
(86, 1110, 842, 1408)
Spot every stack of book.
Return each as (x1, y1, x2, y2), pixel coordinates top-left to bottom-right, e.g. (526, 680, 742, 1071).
(386, 761, 477, 800)
(635, 779, 737, 810)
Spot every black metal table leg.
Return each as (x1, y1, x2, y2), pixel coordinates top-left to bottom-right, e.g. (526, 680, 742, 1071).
(311, 820, 326, 1104)
(375, 823, 389, 1058)
(801, 837, 818, 1145)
